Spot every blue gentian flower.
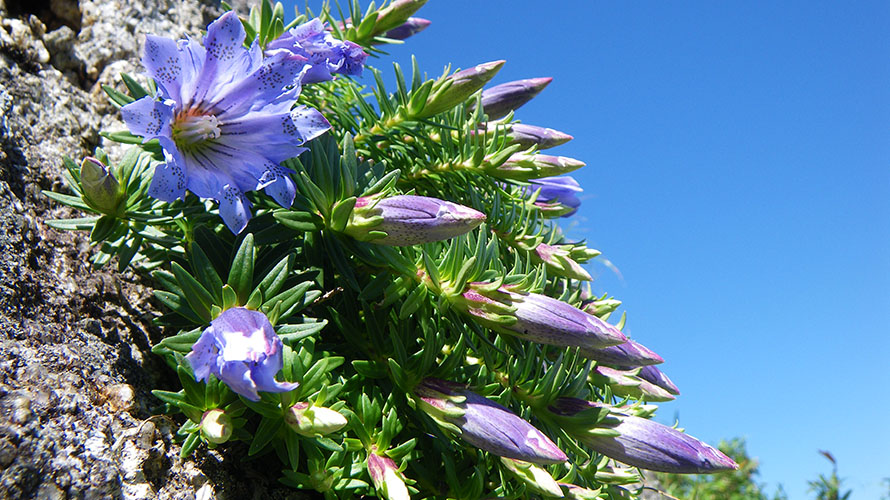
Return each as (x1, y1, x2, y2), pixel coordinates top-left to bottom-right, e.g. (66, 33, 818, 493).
(186, 307, 298, 402)
(266, 19, 367, 84)
(121, 12, 332, 233)
(524, 176, 582, 217)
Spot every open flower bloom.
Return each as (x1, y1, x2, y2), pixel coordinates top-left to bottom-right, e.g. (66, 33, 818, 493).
(549, 398, 738, 474)
(266, 19, 367, 83)
(186, 307, 297, 401)
(121, 12, 333, 233)
(415, 378, 567, 465)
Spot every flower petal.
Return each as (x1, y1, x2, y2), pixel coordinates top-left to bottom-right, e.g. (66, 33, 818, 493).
(210, 50, 308, 118)
(120, 96, 174, 141)
(191, 11, 249, 106)
(141, 35, 184, 103)
(218, 185, 252, 234)
(259, 164, 298, 208)
(147, 148, 188, 202)
(219, 359, 260, 401)
(185, 326, 221, 382)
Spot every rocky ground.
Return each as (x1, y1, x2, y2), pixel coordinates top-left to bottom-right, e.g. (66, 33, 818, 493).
(0, 0, 310, 498)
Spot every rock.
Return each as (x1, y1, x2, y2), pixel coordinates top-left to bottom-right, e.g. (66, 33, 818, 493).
(0, 0, 316, 498)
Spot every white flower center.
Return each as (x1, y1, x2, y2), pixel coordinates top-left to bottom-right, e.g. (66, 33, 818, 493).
(173, 112, 221, 150)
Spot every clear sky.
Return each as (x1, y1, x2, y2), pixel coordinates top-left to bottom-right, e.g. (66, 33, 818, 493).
(285, 1, 890, 498)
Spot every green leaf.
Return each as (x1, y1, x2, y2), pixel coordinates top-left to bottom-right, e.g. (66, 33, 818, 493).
(227, 233, 255, 305)
(102, 85, 134, 108)
(177, 364, 206, 409)
(190, 242, 224, 304)
(120, 73, 149, 99)
(90, 215, 118, 242)
(171, 261, 215, 322)
(180, 432, 201, 458)
(45, 216, 99, 231)
(330, 197, 356, 233)
(42, 190, 91, 211)
(151, 390, 188, 406)
(151, 328, 203, 356)
(273, 210, 324, 231)
(249, 415, 285, 456)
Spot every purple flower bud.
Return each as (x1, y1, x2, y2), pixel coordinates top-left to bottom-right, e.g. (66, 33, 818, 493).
(473, 77, 552, 120)
(579, 338, 664, 367)
(492, 153, 585, 181)
(415, 378, 567, 465)
(80, 157, 123, 215)
(185, 307, 298, 402)
(549, 398, 738, 474)
(507, 123, 574, 149)
(373, 0, 429, 35)
(634, 365, 681, 395)
(521, 176, 582, 217)
(593, 366, 675, 402)
(367, 453, 410, 500)
(382, 17, 431, 40)
(346, 195, 486, 246)
(459, 287, 627, 349)
(420, 60, 505, 118)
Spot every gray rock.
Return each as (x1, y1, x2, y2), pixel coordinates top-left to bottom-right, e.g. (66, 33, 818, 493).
(0, 0, 316, 498)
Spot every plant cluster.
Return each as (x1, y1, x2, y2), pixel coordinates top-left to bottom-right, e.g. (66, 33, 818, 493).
(47, 1, 738, 498)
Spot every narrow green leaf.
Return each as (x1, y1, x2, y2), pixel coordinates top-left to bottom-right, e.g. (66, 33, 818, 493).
(120, 73, 149, 99)
(227, 233, 255, 305)
(249, 416, 285, 456)
(171, 262, 214, 322)
(102, 85, 134, 107)
(190, 242, 224, 304)
(177, 364, 206, 409)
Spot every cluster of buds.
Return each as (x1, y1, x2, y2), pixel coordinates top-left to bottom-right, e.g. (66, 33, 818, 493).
(343, 194, 486, 246)
(549, 398, 738, 474)
(414, 378, 567, 464)
(453, 283, 627, 350)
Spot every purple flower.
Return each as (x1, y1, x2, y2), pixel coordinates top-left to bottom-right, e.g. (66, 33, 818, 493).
(522, 176, 582, 217)
(459, 286, 627, 349)
(506, 123, 574, 150)
(383, 17, 431, 41)
(550, 398, 738, 474)
(266, 19, 367, 83)
(579, 338, 664, 367)
(345, 195, 486, 246)
(120, 12, 331, 233)
(367, 453, 410, 500)
(185, 307, 297, 402)
(415, 378, 567, 465)
(475, 77, 552, 120)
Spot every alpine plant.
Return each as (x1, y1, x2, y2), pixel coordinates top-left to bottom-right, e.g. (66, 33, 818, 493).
(44, 1, 738, 498)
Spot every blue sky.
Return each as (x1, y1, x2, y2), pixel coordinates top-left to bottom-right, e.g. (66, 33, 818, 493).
(286, 1, 890, 498)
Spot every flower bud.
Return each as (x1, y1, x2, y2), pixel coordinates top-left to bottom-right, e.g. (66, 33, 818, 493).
(474, 122, 573, 150)
(367, 453, 410, 500)
(559, 483, 602, 500)
(201, 409, 233, 444)
(457, 286, 627, 349)
(472, 77, 552, 120)
(633, 365, 680, 395)
(521, 176, 582, 217)
(80, 157, 123, 215)
(345, 195, 486, 246)
(419, 60, 505, 118)
(506, 123, 573, 149)
(500, 458, 564, 498)
(534, 243, 591, 281)
(549, 398, 738, 474)
(382, 17, 431, 40)
(414, 378, 567, 465)
(490, 153, 585, 181)
(592, 366, 675, 402)
(285, 402, 348, 437)
(373, 0, 429, 35)
(579, 339, 664, 367)
(581, 298, 622, 318)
